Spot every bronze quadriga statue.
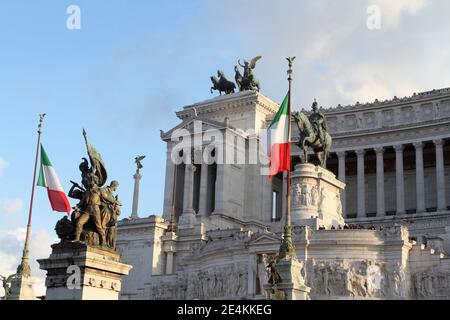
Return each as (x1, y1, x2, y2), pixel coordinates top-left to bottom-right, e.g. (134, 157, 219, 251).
(210, 56, 262, 95)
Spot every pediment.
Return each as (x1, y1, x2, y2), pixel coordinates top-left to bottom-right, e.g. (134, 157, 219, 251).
(160, 117, 248, 141)
(249, 232, 281, 246)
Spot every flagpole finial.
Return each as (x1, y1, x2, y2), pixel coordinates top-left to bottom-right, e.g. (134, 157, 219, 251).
(38, 113, 46, 134)
(286, 57, 296, 83)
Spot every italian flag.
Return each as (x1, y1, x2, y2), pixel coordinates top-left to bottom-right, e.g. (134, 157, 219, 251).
(268, 92, 291, 179)
(37, 144, 71, 214)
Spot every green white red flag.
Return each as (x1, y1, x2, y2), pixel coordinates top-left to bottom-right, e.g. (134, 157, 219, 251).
(267, 92, 291, 179)
(37, 144, 71, 214)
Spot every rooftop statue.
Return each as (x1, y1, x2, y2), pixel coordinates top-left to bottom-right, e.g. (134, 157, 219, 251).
(210, 70, 236, 95)
(293, 100, 332, 167)
(54, 130, 121, 249)
(210, 56, 262, 95)
(236, 56, 261, 91)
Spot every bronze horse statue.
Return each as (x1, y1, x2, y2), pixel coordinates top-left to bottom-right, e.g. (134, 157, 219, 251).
(210, 70, 236, 95)
(293, 111, 332, 167)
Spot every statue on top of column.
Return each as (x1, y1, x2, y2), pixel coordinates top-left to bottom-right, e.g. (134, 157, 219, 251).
(135, 155, 145, 173)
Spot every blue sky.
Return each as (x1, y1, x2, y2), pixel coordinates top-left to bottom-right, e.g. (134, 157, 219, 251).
(1, 0, 450, 295)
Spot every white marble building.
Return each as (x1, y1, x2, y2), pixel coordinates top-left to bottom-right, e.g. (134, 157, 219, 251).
(116, 89, 450, 300)
(320, 88, 450, 251)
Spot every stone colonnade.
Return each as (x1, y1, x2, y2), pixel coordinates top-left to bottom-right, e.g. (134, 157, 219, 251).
(335, 139, 447, 218)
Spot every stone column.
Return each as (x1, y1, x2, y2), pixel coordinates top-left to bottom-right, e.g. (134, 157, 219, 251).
(162, 146, 175, 221)
(197, 163, 209, 217)
(434, 139, 447, 211)
(183, 164, 195, 214)
(356, 149, 366, 218)
(394, 144, 405, 215)
(337, 151, 346, 216)
(375, 147, 385, 217)
(130, 171, 141, 219)
(213, 163, 225, 215)
(414, 142, 426, 213)
(179, 163, 196, 226)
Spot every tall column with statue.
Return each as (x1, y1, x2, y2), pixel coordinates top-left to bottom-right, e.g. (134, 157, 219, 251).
(131, 155, 145, 219)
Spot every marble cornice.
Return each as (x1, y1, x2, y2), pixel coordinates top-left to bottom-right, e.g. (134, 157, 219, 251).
(321, 87, 450, 115)
(332, 117, 450, 139)
(176, 91, 278, 120)
(331, 122, 450, 151)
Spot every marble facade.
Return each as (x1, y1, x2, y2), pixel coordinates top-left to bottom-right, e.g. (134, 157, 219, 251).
(117, 89, 450, 300)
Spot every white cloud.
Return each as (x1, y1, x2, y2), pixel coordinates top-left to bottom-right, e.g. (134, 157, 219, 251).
(0, 198, 24, 216)
(0, 228, 55, 298)
(199, 0, 450, 108)
(376, 0, 429, 28)
(0, 157, 7, 176)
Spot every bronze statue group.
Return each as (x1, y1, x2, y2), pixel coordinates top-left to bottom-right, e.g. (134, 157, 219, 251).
(55, 131, 121, 250)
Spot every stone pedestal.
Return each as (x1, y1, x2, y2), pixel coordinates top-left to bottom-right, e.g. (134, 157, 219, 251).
(291, 163, 345, 229)
(263, 257, 310, 300)
(8, 275, 36, 300)
(38, 242, 132, 300)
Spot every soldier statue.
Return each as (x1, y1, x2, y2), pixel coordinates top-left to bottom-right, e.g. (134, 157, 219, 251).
(309, 100, 328, 148)
(55, 130, 121, 249)
(70, 173, 105, 245)
(293, 99, 332, 167)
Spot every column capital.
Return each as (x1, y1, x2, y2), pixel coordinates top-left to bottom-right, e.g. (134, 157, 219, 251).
(374, 147, 384, 155)
(355, 149, 365, 157)
(336, 151, 346, 159)
(433, 139, 444, 148)
(133, 172, 142, 180)
(413, 141, 423, 149)
(393, 144, 404, 152)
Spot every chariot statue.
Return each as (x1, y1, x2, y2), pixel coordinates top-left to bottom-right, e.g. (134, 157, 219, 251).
(235, 56, 261, 91)
(210, 70, 236, 95)
(293, 100, 332, 167)
(210, 56, 262, 95)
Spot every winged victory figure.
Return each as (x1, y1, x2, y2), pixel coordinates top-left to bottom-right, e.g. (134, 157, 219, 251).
(237, 55, 262, 91)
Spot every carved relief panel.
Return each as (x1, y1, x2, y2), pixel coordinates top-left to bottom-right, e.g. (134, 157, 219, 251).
(401, 106, 414, 124)
(439, 99, 450, 117)
(327, 116, 338, 133)
(421, 103, 434, 121)
(362, 112, 376, 129)
(344, 114, 357, 130)
(382, 109, 395, 127)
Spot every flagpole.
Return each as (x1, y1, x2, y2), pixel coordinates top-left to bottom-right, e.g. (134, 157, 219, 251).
(17, 113, 46, 277)
(279, 57, 296, 259)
